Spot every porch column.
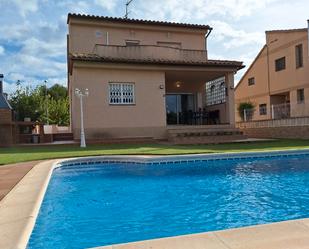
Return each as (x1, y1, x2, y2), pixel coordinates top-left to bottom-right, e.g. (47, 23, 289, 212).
(225, 72, 236, 126)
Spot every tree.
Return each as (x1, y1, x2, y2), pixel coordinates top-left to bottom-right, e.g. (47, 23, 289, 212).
(238, 102, 255, 121)
(9, 83, 70, 126)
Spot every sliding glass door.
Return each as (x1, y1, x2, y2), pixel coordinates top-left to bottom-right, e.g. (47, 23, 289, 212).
(166, 94, 196, 125)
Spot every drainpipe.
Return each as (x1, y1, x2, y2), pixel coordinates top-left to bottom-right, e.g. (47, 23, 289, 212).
(0, 74, 3, 94)
(307, 20, 309, 57)
(204, 28, 213, 59)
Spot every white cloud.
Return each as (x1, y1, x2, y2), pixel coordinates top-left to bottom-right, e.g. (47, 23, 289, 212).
(21, 38, 66, 58)
(58, 1, 90, 14)
(3, 81, 17, 94)
(132, 0, 280, 22)
(12, 0, 39, 17)
(0, 46, 4, 56)
(95, 0, 117, 11)
(210, 21, 265, 49)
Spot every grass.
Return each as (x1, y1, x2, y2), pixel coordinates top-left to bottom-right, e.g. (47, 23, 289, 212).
(1, 139, 309, 165)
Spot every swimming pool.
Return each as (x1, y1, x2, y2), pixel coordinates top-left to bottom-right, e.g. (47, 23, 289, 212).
(27, 153, 309, 249)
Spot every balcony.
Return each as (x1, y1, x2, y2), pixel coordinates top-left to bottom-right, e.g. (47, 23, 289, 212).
(92, 44, 208, 63)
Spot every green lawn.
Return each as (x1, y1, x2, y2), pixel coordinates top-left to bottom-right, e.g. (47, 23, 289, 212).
(1, 139, 309, 165)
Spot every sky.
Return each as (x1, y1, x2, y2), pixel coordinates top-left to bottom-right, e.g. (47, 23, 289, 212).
(0, 0, 308, 94)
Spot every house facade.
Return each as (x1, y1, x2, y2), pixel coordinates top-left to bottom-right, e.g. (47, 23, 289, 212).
(68, 14, 244, 140)
(235, 21, 309, 122)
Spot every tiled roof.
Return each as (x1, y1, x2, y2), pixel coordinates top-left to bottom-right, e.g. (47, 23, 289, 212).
(266, 28, 307, 33)
(70, 53, 244, 69)
(67, 13, 212, 30)
(0, 93, 12, 109)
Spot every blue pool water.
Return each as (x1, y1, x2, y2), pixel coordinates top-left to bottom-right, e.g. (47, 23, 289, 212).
(28, 155, 309, 249)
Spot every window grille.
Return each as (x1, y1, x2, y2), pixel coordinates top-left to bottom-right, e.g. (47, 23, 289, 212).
(248, 77, 255, 86)
(259, 104, 267, 115)
(206, 77, 226, 106)
(297, 88, 305, 104)
(109, 83, 135, 105)
(295, 44, 303, 68)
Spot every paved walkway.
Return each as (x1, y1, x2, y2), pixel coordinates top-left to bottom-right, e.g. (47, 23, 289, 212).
(0, 161, 39, 201)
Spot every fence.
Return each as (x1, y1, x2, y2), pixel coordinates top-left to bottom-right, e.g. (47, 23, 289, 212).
(239, 102, 309, 122)
(237, 116, 309, 129)
(237, 102, 309, 128)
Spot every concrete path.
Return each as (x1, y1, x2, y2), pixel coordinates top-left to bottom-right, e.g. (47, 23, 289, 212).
(0, 161, 39, 201)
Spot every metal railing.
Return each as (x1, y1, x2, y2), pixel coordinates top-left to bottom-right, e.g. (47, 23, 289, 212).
(93, 44, 208, 63)
(237, 102, 309, 128)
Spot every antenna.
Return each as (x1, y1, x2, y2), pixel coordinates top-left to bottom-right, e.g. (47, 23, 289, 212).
(124, 0, 134, 19)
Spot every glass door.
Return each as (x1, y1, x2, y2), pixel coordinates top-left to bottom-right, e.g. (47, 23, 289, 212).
(166, 95, 179, 125)
(166, 94, 196, 125)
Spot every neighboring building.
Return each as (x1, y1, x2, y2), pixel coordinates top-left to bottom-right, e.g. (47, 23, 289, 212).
(67, 14, 244, 141)
(235, 21, 309, 121)
(0, 74, 13, 146)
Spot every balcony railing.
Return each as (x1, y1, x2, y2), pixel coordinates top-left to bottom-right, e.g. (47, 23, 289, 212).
(93, 44, 208, 63)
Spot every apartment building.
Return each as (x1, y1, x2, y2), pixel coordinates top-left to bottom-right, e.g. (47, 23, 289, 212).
(235, 21, 309, 121)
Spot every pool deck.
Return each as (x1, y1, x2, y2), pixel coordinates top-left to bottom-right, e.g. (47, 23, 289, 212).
(1, 151, 309, 249)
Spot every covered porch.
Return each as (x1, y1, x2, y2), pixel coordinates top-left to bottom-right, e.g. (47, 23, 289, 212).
(164, 70, 236, 127)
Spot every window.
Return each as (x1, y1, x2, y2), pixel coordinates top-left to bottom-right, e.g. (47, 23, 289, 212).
(295, 44, 303, 68)
(259, 104, 267, 115)
(125, 40, 140, 46)
(275, 57, 286, 71)
(109, 83, 135, 105)
(297, 88, 305, 104)
(248, 77, 255, 86)
(206, 77, 226, 106)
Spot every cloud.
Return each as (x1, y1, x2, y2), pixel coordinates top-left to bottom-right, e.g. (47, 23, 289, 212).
(58, 1, 90, 14)
(132, 0, 280, 22)
(21, 38, 66, 58)
(0, 46, 4, 56)
(12, 0, 39, 17)
(95, 0, 117, 11)
(210, 21, 265, 49)
(3, 81, 17, 94)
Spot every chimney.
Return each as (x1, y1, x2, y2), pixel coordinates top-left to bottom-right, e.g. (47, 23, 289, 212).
(0, 74, 3, 94)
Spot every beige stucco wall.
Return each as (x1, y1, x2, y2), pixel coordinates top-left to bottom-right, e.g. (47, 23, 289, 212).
(71, 67, 166, 139)
(235, 28, 309, 121)
(69, 21, 206, 54)
(267, 31, 309, 94)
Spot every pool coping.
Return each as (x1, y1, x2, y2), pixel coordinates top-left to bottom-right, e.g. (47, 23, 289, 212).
(1, 149, 309, 249)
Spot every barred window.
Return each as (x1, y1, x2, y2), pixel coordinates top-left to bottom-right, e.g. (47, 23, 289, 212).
(259, 104, 267, 115)
(109, 83, 135, 105)
(295, 44, 303, 68)
(248, 77, 255, 86)
(297, 88, 305, 104)
(206, 77, 226, 106)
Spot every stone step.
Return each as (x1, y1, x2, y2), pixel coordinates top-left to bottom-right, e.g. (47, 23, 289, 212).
(52, 133, 74, 141)
(169, 134, 248, 145)
(168, 128, 244, 138)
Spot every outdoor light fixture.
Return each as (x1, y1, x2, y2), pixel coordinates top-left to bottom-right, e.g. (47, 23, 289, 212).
(159, 84, 164, 89)
(176, 81, 181, 88)
(75, 88, 89, 148)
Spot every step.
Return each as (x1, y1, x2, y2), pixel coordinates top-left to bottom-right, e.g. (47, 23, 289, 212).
(170, 134, 248, 145)
(52, 133, 74, 141)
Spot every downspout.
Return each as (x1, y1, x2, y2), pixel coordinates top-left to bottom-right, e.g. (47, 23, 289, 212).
(204, 28, 213, 59)
(307, 20, 309, 58)
(266, 34, 272, 119)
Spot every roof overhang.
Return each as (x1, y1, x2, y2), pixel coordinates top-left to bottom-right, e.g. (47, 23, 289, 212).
(69, 53, 244, 74)
(67, 13, 212, 31)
